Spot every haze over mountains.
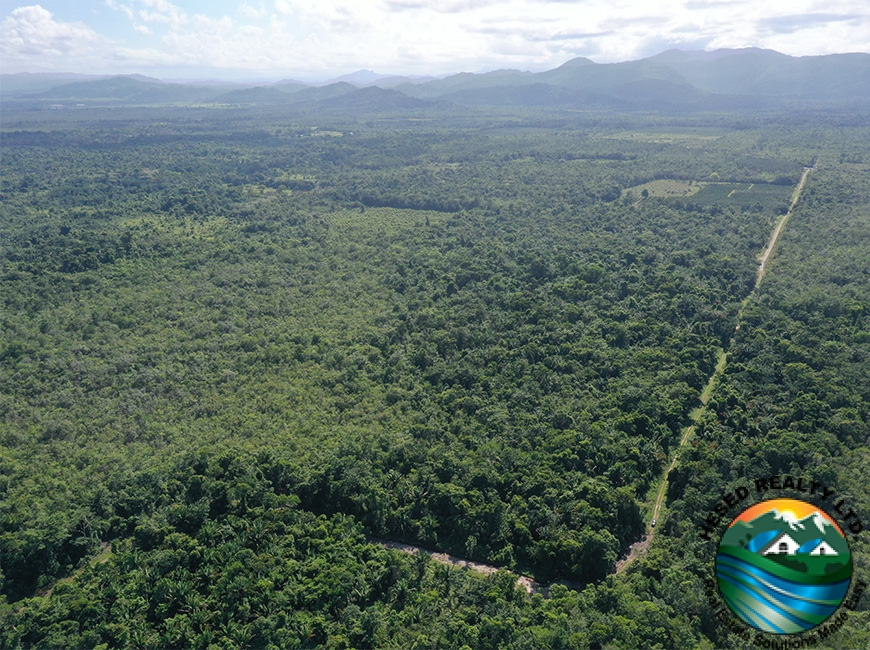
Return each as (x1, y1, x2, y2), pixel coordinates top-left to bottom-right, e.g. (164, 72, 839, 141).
(3, 48, 869, 112)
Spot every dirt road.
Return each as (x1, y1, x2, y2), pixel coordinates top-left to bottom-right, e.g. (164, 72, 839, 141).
(370, 537, 543, 594)
(617, 165, 813, 574)
(755, 166, 813, 287)
(616, 351, 726, 573)
(376, 166, 815, 582)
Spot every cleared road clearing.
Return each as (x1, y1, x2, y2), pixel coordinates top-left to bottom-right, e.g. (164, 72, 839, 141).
(617, 165, 813, 574)
(375, 166, 815, 584)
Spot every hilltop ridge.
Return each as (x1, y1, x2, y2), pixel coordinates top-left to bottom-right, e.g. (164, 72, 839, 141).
(3, 48, 869, 111)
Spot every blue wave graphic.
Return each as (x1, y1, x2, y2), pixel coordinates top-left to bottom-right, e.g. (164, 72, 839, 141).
(717, 554, 848, 601)
(722, 588, 786, 634)
(718, 566, 828, 621)
(716, 553, 850, 634)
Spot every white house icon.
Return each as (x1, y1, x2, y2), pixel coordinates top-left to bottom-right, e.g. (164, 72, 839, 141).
(762, 533, 800, 556)
(809, 541, 838, 556)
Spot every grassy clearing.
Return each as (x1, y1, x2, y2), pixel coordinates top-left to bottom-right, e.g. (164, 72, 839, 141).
(623, 179, 700, 199)
(624, 180, 793, 212)
(271, 172, 317, 182)
(700, 350, 728, 405)
(599, 130, 724, 145)
(311, 128, 343, 137)
(325, 206, 452, 235)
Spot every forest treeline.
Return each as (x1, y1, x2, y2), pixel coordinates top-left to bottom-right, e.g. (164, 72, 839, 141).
(1, 106, 868, 648)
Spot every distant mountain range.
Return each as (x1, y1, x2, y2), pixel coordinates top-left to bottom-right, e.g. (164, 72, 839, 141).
(3, 48, 869, 112)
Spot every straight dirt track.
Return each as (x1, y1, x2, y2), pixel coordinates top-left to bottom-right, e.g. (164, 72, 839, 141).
(616, 165, 813, 574)
(374, 166, 815, 586)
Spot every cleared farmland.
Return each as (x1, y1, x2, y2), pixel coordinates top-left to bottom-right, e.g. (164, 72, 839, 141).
(688, 182, 792, 210)
(624, 179, 793, 212)
(622, 179, 700, 199)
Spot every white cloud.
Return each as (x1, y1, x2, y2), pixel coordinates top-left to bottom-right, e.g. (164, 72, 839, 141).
(141, 0, 175, 12)
(385, 0, 500, 12)
(239, 3, 267, 20)
(2, 0, 869, 78)
(273, 0, 373, 31)
(105, 0, 162, 39)
(137, 0, 187, 28)
(1, 5, 107, 69)
(105, 1, 136, 22)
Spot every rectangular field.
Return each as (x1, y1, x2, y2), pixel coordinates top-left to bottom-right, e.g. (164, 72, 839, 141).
(689, 182, 792, 210)
(624, 180, 793, 212)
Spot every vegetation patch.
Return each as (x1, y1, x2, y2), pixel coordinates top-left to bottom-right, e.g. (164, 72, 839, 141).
(688, 181, 792, 211)
(1, 106, 867, 649)
(325, 206, 451, 235)
(599, 130, 724, 145)
(623, 179, 700, 199)
(624, 179, 794, 213)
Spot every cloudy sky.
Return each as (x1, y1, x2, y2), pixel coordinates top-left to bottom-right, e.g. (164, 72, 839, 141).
(2, 0, 868, 80)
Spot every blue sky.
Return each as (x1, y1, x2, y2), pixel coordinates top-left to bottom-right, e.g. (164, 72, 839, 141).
(2, 1, 868, 80)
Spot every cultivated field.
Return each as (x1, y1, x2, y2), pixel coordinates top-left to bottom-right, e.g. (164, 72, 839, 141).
(623, 179, 700, 199)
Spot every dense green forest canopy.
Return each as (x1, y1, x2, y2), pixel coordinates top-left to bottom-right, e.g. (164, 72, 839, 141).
(1, 104, 868, 648)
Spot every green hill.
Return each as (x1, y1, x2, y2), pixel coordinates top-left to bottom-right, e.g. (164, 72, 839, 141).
(7, 49, 869, 111)
(212, 86, 296, 104)
(311, 86, 433, 112)
(721, 510, 850, 556)
(648, 48, 870, 100)
(400, 49, 870, 111)
(26, 75, 217, 104)
(719, 545, 851, 584)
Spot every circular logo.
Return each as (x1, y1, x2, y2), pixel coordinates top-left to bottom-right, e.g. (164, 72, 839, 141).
(715, 498, 852, 635)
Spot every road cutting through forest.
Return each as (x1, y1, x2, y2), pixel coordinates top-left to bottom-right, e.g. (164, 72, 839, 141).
(375, 166, 814, 588)
(370, 537, 545, 595)
(755, 166, 812, 288)
(616, 164, 813, 574)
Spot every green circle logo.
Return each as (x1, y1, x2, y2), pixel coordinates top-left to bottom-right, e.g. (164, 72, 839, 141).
(715, 498, 852, 634)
